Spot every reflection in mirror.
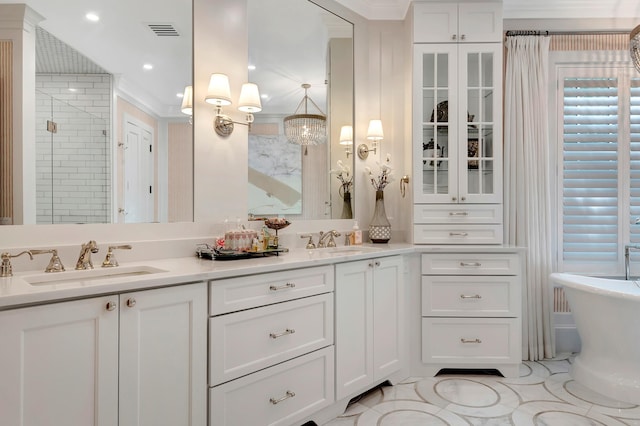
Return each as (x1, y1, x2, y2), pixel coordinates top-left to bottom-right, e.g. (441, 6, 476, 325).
(0, 0, 193, 225)
(247, 0, 354, 220)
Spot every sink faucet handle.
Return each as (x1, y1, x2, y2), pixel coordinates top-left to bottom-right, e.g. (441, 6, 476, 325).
(30, 249, 65, 273)
(0, 250, 34, 278)
(102, 245, 132, 268)
(300, 234, 316, 249)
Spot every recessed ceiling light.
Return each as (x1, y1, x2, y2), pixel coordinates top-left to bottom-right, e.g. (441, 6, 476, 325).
(68, 88, 77, 92)
(248, 65, 256, 71)
(85, 12, 100, 22)
(143, 63, 153, 70)
(261, 94, 268, 99)
(177, 93, 184, 98)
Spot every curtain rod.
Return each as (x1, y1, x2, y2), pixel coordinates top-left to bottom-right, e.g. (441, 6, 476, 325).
(505, 30, 630, 36)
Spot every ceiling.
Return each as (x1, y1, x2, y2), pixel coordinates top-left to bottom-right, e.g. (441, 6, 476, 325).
(2, 0, 639, 119)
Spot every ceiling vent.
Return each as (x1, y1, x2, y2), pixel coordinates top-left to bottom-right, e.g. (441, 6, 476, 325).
(147, 23, 180, 37)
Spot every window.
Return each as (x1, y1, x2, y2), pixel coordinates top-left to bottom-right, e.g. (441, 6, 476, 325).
(554, 60, 640, 275)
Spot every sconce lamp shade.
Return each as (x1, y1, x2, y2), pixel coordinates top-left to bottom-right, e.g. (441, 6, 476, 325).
(339, 125, 353, 145)
(205, 73, 232, 106)
(181, 85, 193, 115)
(632, 25, 640, 73)
(238, 83, 262, 113)
(367, 119, 384, 141)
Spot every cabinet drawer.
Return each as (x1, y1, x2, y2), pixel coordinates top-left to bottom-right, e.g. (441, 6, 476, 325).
(414, 224, 503, 244)
(210, 346, 334, 426)
(422, 318, 520, 364)
(422, 253, 520, 275)
(422, 276, 519, 317)
(209, 294, 333, 385)
(209, 265, 333, 315)
(413, 204, 502, 224)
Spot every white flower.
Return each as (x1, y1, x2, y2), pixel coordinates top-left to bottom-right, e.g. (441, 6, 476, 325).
(365, 153, 394, 191)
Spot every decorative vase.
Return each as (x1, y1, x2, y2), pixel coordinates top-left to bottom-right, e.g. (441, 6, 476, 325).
(369, 190, 391, 243)
(341, 191, 353, 219)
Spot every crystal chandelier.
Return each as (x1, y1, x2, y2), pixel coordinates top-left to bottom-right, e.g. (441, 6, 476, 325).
(283, 83, 326, 154)
(632, 25, 640, 73)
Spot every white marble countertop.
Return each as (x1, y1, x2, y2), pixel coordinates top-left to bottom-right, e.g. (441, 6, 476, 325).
(0, 243, 524, 310)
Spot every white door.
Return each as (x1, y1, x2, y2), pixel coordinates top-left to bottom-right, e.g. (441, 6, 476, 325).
(0, 296, 119, 426)
(119, 283, 207, 426)
(123, 117, 154, 223)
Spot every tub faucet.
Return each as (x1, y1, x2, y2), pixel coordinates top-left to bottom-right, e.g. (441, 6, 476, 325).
(76, 240, 99, 270)
(624, 244, 640, 280)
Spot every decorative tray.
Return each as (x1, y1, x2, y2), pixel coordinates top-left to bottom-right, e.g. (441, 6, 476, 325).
(196, 244, 288, 261)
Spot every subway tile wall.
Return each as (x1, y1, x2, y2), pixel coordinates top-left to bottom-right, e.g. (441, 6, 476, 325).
(35, 74, 112, 224)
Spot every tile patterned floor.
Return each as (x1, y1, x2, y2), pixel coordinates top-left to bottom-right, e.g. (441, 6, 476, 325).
(323, 355, 640, 425)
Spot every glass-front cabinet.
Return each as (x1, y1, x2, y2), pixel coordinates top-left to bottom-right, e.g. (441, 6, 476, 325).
(413, 43, 502, 204)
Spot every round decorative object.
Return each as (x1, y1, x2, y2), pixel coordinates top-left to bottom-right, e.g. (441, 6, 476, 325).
(215, 115, 234, 137)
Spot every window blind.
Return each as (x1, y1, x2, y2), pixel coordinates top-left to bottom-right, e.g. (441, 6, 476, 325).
(629, 79, 640, 246)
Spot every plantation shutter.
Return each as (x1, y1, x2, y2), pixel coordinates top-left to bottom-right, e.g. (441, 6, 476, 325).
(630, 78, 640, 246)
(562, 77, 619, 265)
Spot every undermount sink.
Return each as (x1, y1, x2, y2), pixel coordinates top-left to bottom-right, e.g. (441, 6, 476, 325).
(22, 265, 168, 286)
(315, 246, 384, 256)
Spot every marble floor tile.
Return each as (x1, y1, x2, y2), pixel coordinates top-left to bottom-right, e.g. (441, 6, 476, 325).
(322, 359, 640, 426)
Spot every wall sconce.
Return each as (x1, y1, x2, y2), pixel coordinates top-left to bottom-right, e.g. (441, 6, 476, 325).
(181, 85, 193, 124)
(339, 125, 353, 158)
(205, 73, 262, 137)
(357, 119, 384, 159)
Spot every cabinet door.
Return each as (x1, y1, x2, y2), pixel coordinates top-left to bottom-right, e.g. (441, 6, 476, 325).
(119, 283, 207, 426)
(458, 43, 502, 204)
(0, 296, 119, 426)
(413, 43, 459, 204)
(458, 3, 503, 43)
(335, 260, 374, 400)
(372, 256, 404, 381)
(413, 2, 458, 43)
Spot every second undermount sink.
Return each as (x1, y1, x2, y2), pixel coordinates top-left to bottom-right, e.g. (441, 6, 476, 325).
(22, 265, 168, 286)
(317, 246, 384, 256)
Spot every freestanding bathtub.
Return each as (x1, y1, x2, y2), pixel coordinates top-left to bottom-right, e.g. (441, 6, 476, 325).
(550, 272, 640, 405)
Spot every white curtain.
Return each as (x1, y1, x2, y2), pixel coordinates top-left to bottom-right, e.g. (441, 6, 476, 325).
(504, 36, 555, 361)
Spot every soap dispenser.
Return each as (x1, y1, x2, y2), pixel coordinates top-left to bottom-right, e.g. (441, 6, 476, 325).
(351, 221, 363, 245)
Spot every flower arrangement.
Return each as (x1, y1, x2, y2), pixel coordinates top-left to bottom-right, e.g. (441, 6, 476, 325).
(331, 160, 353, 195)
(364, 153, 394, 191)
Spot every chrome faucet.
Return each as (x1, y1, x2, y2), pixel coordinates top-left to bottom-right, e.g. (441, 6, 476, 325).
(76, 240, 99, 270)
(317, 230, 341, 248)
(624, 244, 640, 280)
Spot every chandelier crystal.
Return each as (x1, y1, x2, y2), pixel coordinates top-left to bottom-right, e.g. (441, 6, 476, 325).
(631, 25, 640, 73)
(283, 83, 326, 153)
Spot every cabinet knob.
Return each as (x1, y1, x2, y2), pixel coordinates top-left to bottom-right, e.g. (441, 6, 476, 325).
(452, 197, 457, 201)
(126, 298, 136, 308)
(375, 261, 381, 267)
(451, 34, 457, 40)
(461, 196, 466, 201)
(106, 301, 117, 311)
(461, 34, 466, 40)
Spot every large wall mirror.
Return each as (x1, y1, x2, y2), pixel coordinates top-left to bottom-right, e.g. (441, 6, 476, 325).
(0, 0, 193, 225)
(246, 0, 354, 220)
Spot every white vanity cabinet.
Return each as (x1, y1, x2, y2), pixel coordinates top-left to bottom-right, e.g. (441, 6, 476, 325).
(412, 1, 503, 244)
(335, 256, 404, 400)
(0, 282, 207, 426)
(208, 265, 335, 426)
(421, 252, 521, 377)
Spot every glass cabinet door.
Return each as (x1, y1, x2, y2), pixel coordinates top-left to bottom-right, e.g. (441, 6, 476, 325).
(413, 44, 458, 203)
(459, 44, 502, 203)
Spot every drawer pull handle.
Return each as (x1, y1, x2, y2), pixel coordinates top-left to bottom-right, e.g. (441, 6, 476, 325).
(461, 338, 482, 344)
(460, 294, 482, 299)
(270, 390, 296, 405)
(269, 328, 296, 339)
(269, 282, 295, 291)
(449, 212, 469, 216)
(449, 232, 468, 237)
(460, 262, 481, 267)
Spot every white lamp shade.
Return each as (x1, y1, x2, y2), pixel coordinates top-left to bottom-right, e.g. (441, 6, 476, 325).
(238, 83, 262, 113)
(205, 73, 232, 106)
(367, 119, 384, 140)
(180, 85, 193, 115)
(339, 125, 353, 145)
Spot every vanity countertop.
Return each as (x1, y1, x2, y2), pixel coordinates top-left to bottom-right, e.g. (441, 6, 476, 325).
(0, 244, 416, 309)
